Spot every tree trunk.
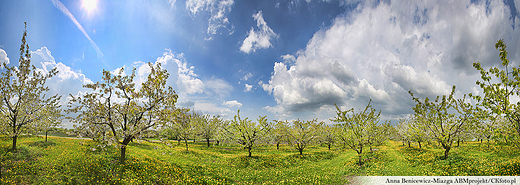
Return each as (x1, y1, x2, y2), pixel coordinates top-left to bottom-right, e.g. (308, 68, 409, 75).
(206, 138, 210, 147)
(216, 140, 220, 146)
(358, 146, 363, 167)
(418, 141, 422, 149)
(12, 135, 17, 151)
(248, 147, 252, 157)
(45, 130, 49, 142)
(328, 143, 331, 150)
(178, 138, 181, 144)
(276, 143, 279, 150)
(407, 141, 411, 148)
(120, 145, 127, 164)
(369, 145, 373, 152)
(358, 154, 363, 167)
(184, 138, 189, 151)
(487, 138, 490, 149)
(299, 149, 303, 155)
(444, 147, 450, 159)
(457, 139, 460, 147)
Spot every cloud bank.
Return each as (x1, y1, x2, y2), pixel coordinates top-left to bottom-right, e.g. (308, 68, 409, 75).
(262, 0, 520, 120)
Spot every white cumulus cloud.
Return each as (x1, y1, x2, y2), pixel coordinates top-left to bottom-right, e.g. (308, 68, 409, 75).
(31, 46, 93, 101)
(151, 50, 205, 95)
(0, 49, 9, 68)
(262, 0, 520, 119)
(223, 100, 242, 107)
(240, 11, 279, 53)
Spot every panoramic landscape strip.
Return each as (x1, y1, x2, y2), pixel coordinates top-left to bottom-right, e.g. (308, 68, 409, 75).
(2, 0, 520, 184)
(0, 22, 520, 184)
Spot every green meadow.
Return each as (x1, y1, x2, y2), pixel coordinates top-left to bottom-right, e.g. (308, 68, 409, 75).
(1, 136, 519, 184)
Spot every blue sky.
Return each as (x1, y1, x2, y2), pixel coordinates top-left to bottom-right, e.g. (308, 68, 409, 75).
(1, 0, 520, 127)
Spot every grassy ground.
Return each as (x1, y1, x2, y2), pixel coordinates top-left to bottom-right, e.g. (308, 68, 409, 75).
(362, 140, 520, 176)
(0, 136, 519, 184)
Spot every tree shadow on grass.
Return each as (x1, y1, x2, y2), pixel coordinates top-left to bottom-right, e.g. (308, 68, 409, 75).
(28, 141, 56, 148)
(128, 141, 156, 150)
(286, 151, 337, 162)
(2, 145, 43, 166)
(399, 146, 430, 154)
(215, 147, 238, 154)
(225, 151, 338, 170)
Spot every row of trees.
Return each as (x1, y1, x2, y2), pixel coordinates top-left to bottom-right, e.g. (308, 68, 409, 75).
(157, 108, 387, 159)
(394, 109, 509, 149)
(3, 23, 520, 166)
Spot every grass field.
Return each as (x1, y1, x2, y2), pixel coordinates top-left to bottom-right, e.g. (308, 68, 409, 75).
(1, 136, 519, 184)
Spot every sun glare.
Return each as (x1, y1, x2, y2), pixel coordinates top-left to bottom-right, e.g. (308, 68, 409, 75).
(82, 0, 98, 14)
